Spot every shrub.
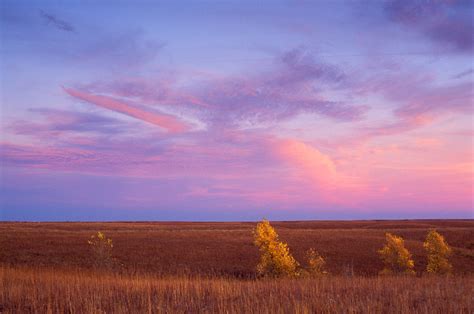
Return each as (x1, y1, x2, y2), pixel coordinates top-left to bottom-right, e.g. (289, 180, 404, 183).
(87, 231, 114, 268)
(253, 219, 299, 277)
(424, 230, 452, 274)
(305, 248, 327, 276)
(378, 233, 415, 275)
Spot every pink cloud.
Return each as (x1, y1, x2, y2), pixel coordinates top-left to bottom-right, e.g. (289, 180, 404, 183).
(275, 139, 366, 205)
(63, 87, 190, 133)
(278, 139, 338, 184)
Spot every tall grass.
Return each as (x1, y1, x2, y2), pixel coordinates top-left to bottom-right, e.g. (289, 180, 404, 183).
(1, 266, 472, 313)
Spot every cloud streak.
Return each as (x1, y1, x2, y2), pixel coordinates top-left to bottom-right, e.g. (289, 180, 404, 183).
(39, 10, 75, 32)
(63, 87, 190, 133)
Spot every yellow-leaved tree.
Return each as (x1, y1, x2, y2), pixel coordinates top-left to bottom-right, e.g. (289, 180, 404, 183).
(87, 231, 114, 268)
(424, 230, 452, 274)
(378, 233, 415, 275)
(253, 219, 299, 277)
(305, 248, 327, 276)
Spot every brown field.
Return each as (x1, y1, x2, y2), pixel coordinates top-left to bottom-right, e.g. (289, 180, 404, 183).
(1, 220, 473, 276)
(1, 220, 473, 312)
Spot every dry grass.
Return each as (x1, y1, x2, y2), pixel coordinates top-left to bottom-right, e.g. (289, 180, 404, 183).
(1, 220, 473, 276)
(1, 266, 473, 313)
(1, 220, 473, 312)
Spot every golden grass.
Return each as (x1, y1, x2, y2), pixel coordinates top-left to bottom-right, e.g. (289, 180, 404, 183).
(1, 266, 473, 313)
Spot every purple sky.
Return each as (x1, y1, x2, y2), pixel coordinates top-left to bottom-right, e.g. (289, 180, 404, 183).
(0, 0, 473, 221)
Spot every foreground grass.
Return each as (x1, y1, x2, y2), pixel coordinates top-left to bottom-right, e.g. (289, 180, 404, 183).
(1, 266, 472, 313)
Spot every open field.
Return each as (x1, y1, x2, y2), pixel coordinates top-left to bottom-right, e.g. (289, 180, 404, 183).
(1, 220, 473, 276)
(1, 220, 473, 312)
(1, 266, 473, 313)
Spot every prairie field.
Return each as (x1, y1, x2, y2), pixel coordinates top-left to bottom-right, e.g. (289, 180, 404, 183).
(1, 220, 473, 313)
(1, 220, 473, 276)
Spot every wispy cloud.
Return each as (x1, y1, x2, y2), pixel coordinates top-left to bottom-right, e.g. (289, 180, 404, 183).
(384, 0, 473, 53)
(453, 68, 473, 79)
(81, 48, 368, 130)
(63, 87, 190, 133)
(10, 108, 126, 135)
(39, 10, 75, 33)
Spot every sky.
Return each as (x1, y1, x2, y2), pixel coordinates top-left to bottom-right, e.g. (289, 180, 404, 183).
(0, 0, 473, 221)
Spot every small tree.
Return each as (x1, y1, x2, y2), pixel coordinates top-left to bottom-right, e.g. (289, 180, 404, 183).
(424, 230, 452, 274)
(254, 219, 299, 277)
(378, 233, 415, 275)
(87, 231, 114, 268)
(305, 248, 327, 276)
